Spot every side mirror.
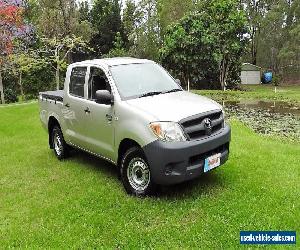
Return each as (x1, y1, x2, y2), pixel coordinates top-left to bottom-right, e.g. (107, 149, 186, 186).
(95, 90, 113, 105)
(175, 79, 181, 86)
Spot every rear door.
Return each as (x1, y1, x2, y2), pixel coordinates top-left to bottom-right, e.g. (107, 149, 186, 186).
(80, 66, 115, 161)
(63, 66, 89, 147)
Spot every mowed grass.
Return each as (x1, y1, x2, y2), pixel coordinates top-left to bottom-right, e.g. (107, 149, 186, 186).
(0, 103, 299, 248)
(193, 84, 300, 103)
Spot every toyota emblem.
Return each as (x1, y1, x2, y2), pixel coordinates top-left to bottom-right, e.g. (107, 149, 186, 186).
(203, 118, 212, 129)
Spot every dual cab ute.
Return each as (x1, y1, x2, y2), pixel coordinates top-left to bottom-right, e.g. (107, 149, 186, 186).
(39, 58, 231, 196)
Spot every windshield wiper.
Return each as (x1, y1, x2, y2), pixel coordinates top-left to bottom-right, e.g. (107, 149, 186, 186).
(139, 91, 163, 98)
(164, 89, 182, 94)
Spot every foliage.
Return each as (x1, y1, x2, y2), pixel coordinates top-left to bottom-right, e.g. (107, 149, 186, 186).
(123, 0, 161, 60)
(0, 0, 32, 104)
(32, 0, 92, 40)
(241, 0, 268, 65)
(157, 0, 193, 36)
(105, 32, 129, 58)
(22, 63, 55, 96)
(272, 74, 282, 86)
(39, 35, 92, 89)
(0, 0, 27, 56)
(160, 0, 248, 90)
(1, 0, 299, 103)
(3, 88, 18, 103)
(243, 0, 300, 80)
(90, 0, 123, 56)
(123, 0, 138, 48)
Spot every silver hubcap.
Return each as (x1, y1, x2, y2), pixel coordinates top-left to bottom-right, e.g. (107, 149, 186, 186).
(127, 157, 150, 191)
(53, 132, 62, 156)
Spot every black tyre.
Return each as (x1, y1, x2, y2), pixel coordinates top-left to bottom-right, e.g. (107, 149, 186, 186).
(120, 147, 157, 196)
(51, 126, 69, 160)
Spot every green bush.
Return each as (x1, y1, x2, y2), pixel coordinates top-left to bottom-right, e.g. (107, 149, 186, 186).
(3, 88, 18, 103)
(272, 75, 282, 86)
(23, 65, 56, 96)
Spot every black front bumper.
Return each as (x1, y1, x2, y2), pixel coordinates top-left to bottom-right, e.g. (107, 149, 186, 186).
(142, 125, 231, 185)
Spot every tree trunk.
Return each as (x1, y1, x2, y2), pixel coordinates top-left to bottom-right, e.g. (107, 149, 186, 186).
(219, 57, 229, 91)
(219, 60, 225, 91)
(19, 71, 24, 100)
(0, 70, 5, 104)
(56, 64, 60, 90)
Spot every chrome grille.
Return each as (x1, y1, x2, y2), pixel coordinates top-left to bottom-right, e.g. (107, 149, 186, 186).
(180, 110, 224, 140)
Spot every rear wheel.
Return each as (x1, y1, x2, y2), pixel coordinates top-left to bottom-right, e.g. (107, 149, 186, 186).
(120, 147, 157, 196)
(51, 126, 68, 160)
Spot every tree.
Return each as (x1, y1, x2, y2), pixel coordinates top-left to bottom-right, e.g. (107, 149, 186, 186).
(132, 0, 161, 60)
(248, 0, 300, 79)
(123, 0, 138, 48)
(0, 0, 29, 104)
(32, 0, 92, 41)
(157, 0, 193, 36)
(242, 0, 268, 65)
(105, 32, 128, 57)
(40, 35, 91, 90)
(90, 0, 123, 56)
(9, 47, 47, 99)
(160, 0, 248, 90)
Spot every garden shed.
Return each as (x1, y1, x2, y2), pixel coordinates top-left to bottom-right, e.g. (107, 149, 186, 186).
(240, 63, 261, 85)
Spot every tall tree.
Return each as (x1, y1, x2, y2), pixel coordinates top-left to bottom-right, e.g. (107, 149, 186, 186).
(123, 0, 138, 48)
(242, 0, 268, 65)
(160, 0, 248, 90)
(40, 35, 91, 90)
(33, 0, 92, 41)
(132, 0, 161, 60)
(157, 0, 193, 36)
(90, 0, 123, 56)
(0, 0, 29, 104)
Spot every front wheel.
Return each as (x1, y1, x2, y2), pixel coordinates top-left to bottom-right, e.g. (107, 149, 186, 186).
(120, 147, 157, 196)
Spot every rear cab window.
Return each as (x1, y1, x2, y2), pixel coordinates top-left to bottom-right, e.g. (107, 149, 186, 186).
(69, 67, 87, 98)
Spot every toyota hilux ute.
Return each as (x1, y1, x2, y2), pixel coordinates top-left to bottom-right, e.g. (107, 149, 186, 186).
(39, 58, 231, 196)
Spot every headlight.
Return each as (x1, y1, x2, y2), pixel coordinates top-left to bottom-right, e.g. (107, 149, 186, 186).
(222, 109, 225, 119)
(221, 109, 226, 127)
(149, 122, 187, 142)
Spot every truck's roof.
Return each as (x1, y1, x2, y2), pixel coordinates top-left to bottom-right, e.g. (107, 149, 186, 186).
(70, 57, 153, 68)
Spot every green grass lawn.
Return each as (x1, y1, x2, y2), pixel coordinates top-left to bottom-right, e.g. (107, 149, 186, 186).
(0, 103, 299, 248)
(193, 84, 300, 103)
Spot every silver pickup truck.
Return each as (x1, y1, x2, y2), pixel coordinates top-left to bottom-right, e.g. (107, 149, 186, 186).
(39, 58, 231, 196)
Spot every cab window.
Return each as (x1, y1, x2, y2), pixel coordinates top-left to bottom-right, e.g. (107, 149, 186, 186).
(69, 67, 87, 97)
(88, 67, 111, 100)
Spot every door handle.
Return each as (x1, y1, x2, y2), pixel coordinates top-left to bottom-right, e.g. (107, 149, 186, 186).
(84, 107, 91, 114)
(65, 103, 70, 108)
(106, 114, 112, 121)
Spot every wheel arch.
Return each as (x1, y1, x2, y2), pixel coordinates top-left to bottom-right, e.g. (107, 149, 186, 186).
(117, 138, 142, 167)
(48, 116, 61, 149)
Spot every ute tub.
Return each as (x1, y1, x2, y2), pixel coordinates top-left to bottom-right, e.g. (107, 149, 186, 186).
(142, 125, 231, 185)
(40, 90, 64, 103)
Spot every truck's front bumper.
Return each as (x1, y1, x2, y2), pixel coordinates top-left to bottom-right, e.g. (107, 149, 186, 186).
(142, 125, 231, 185)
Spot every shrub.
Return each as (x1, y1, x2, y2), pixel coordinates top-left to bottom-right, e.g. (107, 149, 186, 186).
(272, 75, 282, 86)
(3, 88, 18, 103)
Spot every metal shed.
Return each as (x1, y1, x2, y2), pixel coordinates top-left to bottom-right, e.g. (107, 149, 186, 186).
(240, 63, 261, 85)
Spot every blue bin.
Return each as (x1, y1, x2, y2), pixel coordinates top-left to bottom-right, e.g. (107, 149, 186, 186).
(264, 72, 273, 83)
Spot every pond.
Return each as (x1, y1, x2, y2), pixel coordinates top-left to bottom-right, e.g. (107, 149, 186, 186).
(220, 100, 300, 141)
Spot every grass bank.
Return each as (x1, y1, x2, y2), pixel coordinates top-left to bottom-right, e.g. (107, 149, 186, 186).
(193, 84, 300, 103)
(0, 103, 299, 248)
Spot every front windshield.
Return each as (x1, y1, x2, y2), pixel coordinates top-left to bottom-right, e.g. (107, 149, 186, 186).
(110, 63, 181, 100)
